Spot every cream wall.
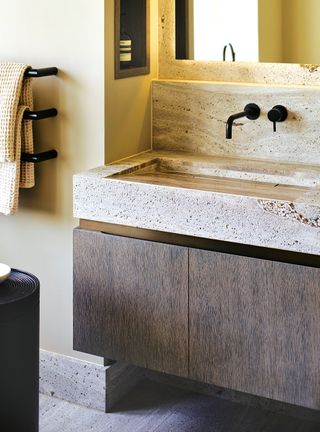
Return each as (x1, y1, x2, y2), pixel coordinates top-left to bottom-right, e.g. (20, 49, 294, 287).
(260, 0, 320, 64)
(105, 0, 158, 163)
(283, 0, 320, 64)
(0, 0, 105, 363)
(259, 0, 283, 63)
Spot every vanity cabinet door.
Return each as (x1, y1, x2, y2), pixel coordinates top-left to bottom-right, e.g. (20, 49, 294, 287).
(74, 228, 189, 377)
(189, 249, 320, 409)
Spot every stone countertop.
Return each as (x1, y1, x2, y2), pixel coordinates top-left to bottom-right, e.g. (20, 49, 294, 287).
(73, 150, 320, 256)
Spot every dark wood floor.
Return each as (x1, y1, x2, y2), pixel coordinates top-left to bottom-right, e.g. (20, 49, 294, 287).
(40, 379, 320, 432)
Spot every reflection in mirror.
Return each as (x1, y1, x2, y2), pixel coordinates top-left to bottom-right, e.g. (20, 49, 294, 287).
(176, 0, 320, 64)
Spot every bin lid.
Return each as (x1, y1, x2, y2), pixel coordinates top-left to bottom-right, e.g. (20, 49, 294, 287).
(0, 270, 39, 321)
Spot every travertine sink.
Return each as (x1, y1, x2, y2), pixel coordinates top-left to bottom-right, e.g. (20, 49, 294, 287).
(74, 150, 320, 255)
(110, 155, 320, 201)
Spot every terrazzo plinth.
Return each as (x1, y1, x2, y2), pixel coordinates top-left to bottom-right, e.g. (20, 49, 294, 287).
(40, 350, 144, 412)
(40, 350, 107, 411)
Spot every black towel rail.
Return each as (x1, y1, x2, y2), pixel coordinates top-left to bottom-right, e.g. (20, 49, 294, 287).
(21, 66, 59, 163)
(21, 150, 58, 163)
(23, 108, 58, 121)
(24, 67, 58, 78)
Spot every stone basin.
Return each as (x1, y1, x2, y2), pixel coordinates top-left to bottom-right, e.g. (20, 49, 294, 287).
(74, 151, 320, 255)
(109, 155, 320, 201)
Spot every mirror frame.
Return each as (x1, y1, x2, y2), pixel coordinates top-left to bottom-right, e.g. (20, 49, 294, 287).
(159, 0, 320, 86)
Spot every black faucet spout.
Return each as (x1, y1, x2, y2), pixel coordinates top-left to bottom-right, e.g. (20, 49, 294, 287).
(226, 103, 260, 139)
(226, 111, 247, 139)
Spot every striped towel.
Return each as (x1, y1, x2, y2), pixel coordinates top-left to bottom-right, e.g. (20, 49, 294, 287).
(0, 63, 34, 215)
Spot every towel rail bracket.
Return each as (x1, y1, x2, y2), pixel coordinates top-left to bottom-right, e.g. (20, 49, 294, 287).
(23, 108, 58, 121)
(24, 67, 58, 78)
(21, 150, 58, 163)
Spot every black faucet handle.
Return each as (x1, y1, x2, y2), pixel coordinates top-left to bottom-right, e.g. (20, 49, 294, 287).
(268, 105, 288, 132)
(245, 103, 261, 120)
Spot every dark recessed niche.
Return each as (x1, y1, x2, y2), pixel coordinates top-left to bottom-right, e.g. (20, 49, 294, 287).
(115, 0, 150, 79)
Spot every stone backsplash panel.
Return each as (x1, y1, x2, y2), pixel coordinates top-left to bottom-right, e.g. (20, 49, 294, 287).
(153, 80, 320, 165)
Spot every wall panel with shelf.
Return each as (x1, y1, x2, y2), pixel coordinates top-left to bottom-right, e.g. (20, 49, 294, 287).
(115, 0, 150, 79)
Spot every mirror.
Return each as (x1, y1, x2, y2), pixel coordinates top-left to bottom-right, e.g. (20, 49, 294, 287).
(176, 0, 320, 64)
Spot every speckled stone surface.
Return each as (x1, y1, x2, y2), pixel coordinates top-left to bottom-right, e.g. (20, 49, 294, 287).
(153, 80, 320, 165)
(73, 150, 320, 255)
(40, 350, 144, 412)
(159, 0, 320, 85)
(40, 350, 108, 411)
(258, 201, 320, 229)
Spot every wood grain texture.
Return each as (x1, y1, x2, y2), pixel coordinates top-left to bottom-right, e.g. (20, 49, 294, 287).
(189, 248, 320, 410)
(74, 228, 188, 376)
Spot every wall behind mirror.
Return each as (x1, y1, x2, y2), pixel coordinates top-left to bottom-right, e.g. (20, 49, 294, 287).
(176, 0, 320, 64)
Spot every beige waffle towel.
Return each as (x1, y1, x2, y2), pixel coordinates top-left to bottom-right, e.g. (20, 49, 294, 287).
(0, 63, 34, 215)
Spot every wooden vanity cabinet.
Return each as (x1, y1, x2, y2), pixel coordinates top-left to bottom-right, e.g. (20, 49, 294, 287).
(189, 249, 320, 409)
(73, 228, 189, 377)
(74, 225, 320, 409)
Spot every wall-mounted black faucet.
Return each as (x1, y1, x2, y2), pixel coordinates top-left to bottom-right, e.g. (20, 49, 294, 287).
(267, 105, 288, 132)
(226, 103, 260, 139)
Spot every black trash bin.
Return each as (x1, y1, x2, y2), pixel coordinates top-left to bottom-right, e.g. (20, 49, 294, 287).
(0, 269, 40, 432)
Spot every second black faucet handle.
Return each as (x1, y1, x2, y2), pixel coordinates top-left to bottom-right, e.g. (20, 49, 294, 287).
(268, 105, 288, 132)
(245, 103, 261, 120)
